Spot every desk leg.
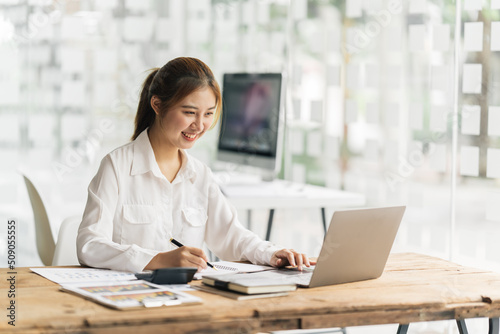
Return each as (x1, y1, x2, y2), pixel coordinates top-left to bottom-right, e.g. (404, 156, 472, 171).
(265, 209, 275, 241)
(490, 318, 499, 334)
(396, 324, 409, 334)
(321, 207, 327, 235)
(456, 319, 469, 334)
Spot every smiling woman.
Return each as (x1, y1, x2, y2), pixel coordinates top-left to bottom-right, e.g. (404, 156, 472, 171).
(76, 57, 314, 273)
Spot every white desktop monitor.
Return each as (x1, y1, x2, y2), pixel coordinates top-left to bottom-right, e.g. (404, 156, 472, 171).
(216, 73, 284, 178)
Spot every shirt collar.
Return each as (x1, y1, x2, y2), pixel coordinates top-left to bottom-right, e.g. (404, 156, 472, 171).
(174, 150, 197, 184)
(131, 128, 197, 183)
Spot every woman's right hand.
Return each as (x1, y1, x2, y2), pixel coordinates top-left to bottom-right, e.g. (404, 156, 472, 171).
(144, 246, 209, 271)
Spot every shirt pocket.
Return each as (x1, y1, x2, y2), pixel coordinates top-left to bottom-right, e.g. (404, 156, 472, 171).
(180, 207, 207, 247)
(181, 207, 208, 227)
(121, 204, 159, 245)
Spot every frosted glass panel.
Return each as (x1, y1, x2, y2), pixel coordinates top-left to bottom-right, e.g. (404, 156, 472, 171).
(345, 100, 358, 123)
(486, 191, 500, 221)
(488, 106, 500, 136)
(366, 103, 379, 124)
(487, 148, 500, 178)
(307, 132, 322, 157)
(365, 65, 379, 88)
(429, 144, 446, 172)
(28, 115, 54, 144)
(386, 104, 400, 127)
(491, 22, 500, 51)
(61, 81, 85, 107)
(409, 0, 426, 14)
(464, 0, 483, 10)
(432, 24, 450, 52)
(462, 64, 482, 94)
(290, 130, 304, 155)
(292, 163, 306, 183)
(60, 48, 85, 73)
(409, 25, 426, 52)
(94, 50, 117, 74)
(493, 0, 500, 9)
(61, 114, 86, 142)
(346, 64, 359, 89)
(0, 82, 20, 104)
(123, 17, 155, 42)
(61, 17, 85, 40)
(464, 22, 483, 52)
(460, 146, 480, 176)
(409, 104, 423, 130)
(346, 0, 362, 18)
(364, 140, 379, 161)
(461, 105, 481, 135)
(0, 114, 19, 143)
(431, 66, 449, 92)
(430, 105, 447, 132)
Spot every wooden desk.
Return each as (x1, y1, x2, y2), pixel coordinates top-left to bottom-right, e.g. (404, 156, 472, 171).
(1, 253, 500, 333)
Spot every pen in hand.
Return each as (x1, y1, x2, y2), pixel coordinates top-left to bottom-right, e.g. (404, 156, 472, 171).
(169, 238, 217, 270)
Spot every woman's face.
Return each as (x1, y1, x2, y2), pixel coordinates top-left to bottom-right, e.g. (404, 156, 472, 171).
(157, 87, 216, 151)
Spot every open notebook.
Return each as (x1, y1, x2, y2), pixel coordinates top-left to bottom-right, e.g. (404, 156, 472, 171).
(194, 261, 273, 279)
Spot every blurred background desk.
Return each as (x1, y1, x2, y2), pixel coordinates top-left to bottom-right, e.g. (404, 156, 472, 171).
(219, 179, 366, 240)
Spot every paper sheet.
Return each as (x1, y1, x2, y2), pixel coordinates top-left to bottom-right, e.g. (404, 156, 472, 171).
(31, 267, 136, 284)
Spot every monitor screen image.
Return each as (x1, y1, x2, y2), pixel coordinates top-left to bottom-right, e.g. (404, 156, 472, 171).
(217, 73, 283, 174)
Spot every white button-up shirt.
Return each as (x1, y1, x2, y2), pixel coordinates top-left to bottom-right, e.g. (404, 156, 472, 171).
(77, 129, 280, 273)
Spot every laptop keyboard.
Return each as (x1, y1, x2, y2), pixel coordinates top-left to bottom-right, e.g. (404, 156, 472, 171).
(266, 269, 314, 286)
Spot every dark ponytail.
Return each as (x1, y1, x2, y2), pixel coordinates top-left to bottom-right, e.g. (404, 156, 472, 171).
(132, 68, 159, 140)
(131, 57, 222, 141)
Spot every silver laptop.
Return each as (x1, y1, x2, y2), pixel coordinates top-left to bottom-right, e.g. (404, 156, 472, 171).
(272, 206, 406, 288)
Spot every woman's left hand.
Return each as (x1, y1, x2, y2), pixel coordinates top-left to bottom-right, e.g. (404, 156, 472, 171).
(270, 249, 316, 271)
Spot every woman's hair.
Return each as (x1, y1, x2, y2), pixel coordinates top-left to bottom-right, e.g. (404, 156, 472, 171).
(132, 57, 222, 140)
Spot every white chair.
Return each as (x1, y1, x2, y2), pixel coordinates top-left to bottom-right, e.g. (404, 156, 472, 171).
(52, 216, 80, 266)
(22, 174, 80, 266)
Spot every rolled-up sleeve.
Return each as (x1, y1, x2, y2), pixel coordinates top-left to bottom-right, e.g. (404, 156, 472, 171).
(76, 156, 159, 273)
